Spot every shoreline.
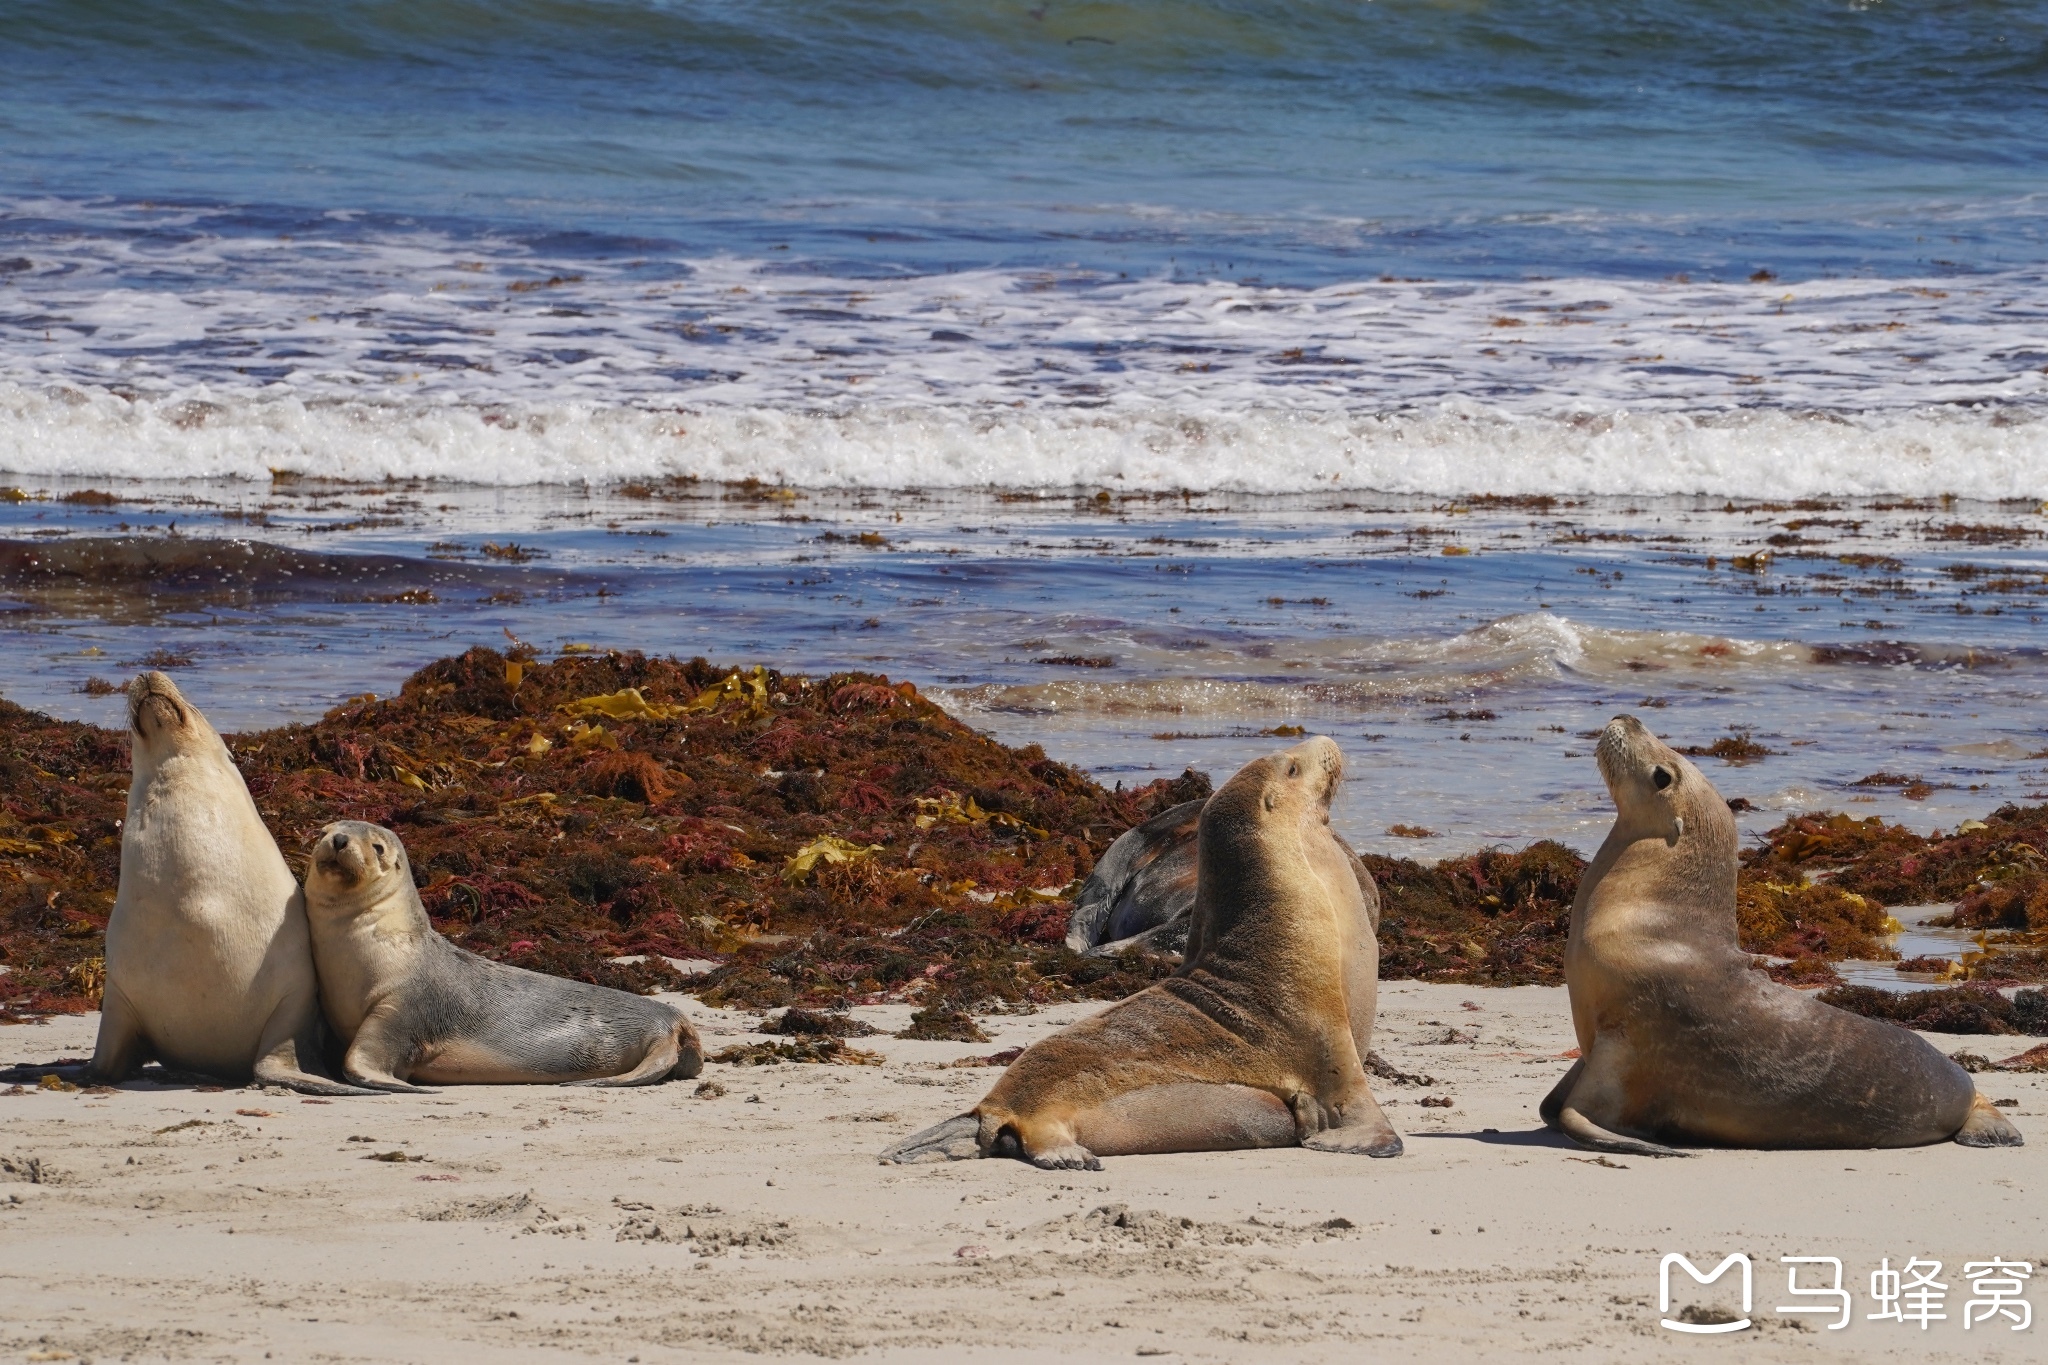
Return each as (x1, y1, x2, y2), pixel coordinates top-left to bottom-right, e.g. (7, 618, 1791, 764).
(4, 984, 2041, 1362)
(6, 646, 2048, 1043)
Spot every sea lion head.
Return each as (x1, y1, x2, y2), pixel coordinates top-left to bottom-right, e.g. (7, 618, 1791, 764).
(1196, 735, 1347, 908)
(308, 820, 411, 901)
(126, 671, 193, 746)
(1205, 733, 1342, 828)
(1594, 714, 1730, 848)
(124, 671, 231, 770)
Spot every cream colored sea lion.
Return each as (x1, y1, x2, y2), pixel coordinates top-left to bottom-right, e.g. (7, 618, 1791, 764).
(1541, 715, 2021, 1155)
(303, 821, 703, 1090)
(883, 736, 1400, 1169)
(86, 673, 368, 1094)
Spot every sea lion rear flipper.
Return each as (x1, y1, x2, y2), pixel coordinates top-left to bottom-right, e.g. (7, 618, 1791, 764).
(1955, 1092, 2024, 1148)
(565, 1017, 704, 1088)
(878, 1113, 984, 1165)
(1556, 1106, 1692, 1159)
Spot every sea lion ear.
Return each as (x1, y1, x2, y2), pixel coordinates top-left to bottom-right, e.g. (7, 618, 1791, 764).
(1674, 816, 1685, 839)
(1263, 788, 1279, 812)
(1652, 765, 1674, 791)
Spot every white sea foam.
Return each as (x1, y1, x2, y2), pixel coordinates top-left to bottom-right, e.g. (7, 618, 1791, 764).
(5, 384, 2048, 496)
(935, 613, 1822, 718)
(4, 213, 2048, 492)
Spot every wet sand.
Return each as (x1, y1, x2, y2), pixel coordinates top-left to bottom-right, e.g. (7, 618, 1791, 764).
(3, 982, 2041, 1362)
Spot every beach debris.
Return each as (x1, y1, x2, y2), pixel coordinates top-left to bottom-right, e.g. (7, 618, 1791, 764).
(1364, 1052, 1435, 1087)
(708, 1038, 882, 1066)
(1679, 730, 1776, 764)
(1993, 1043, 2048, 1071)
(896, 1005, 989, 1042)
(682, 666, 770, 716)
(760, 1007, 876, 1037)
(561, 687, 681, 722)
(782, 836, 884, 883)
(1817, 984, 2048, 1036)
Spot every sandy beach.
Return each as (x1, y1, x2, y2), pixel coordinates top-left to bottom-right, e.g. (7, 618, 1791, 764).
(3, 981, 2040, 1363)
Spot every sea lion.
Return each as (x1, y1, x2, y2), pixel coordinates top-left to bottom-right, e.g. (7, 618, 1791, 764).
(302, 821, 703, 1090)
(1065, 798, 1206, 957)
(883, 736, 1400, 1169)
(86, 672, 367, 1094)
(1541, 715, 2021, 1155)
(1067, 794, 1381, 959)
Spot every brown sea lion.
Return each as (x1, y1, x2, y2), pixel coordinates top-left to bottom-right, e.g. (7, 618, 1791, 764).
(1541, 715, 2021, 1155)
(87, 673, 369, 1095)
(883, 736, 1400, 1169)
(303, 821, 703, 1090)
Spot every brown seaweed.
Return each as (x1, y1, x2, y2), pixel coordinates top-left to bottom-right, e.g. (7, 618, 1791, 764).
(13, 647, 2048, 1024)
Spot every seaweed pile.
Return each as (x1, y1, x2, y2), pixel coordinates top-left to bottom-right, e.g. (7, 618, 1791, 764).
(5, 646, 2048, 1035)
(1, 647, 1193, 1022)
(1744, 809, 2048, 984)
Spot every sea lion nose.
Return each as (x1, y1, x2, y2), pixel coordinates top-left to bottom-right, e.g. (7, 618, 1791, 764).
(331, 832, 350, 852)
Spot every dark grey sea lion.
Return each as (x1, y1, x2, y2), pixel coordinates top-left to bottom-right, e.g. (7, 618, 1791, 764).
(1067, 795, 1379, 959)
(302, 821, 703, 1090)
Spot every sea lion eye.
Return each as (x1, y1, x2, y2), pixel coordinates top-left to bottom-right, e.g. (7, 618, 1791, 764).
(1652, 766, 1674, 791)
(373, 842, 387, 856)
(1286, 761, 1300, 777)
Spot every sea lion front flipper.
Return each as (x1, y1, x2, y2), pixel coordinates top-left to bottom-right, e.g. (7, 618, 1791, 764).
(877, 1114, 983, 1164)
(1555, 1105, 1692, 1159)
(1292, 1090, 1404, 1158)
(1538, 1059, 1584, 1131)
(1955, 1092, 2024, 1148)
(251, 993, 380, 1097)
(339, 1006, 441, 1094)
(1024, 1142, 1103, 1172)
(84, 983, 153, 1085)
(253, 1050, 383, 1097)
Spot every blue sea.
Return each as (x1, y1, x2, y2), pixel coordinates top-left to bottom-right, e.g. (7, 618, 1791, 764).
(5, 0, 2048, 490)
(6, 1, 2048, 870)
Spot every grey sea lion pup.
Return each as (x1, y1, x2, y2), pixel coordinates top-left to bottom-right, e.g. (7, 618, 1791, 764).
(1067, 793, 1381, 959)
(884, 736, 1400, 1169)
(302, 821, 703, 1090)
(1541, 715, 2021, 1155)
(1064, 798, 1207, 957)
(87, 672, 369, 1094)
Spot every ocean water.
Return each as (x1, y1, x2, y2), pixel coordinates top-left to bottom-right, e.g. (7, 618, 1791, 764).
(5, 0, 2048, 492)
(7, 477, 2048, 866)
(7, 1, 2048, 881)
